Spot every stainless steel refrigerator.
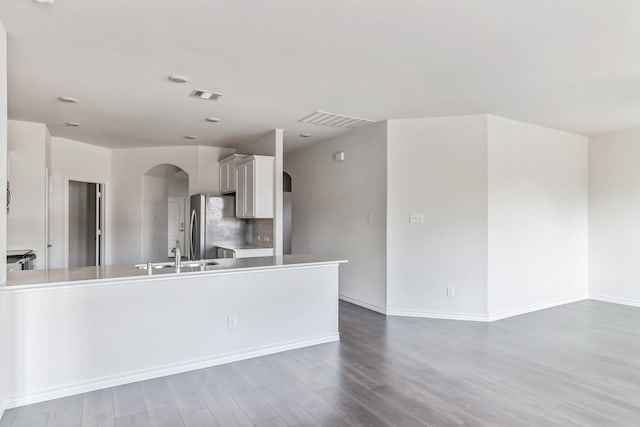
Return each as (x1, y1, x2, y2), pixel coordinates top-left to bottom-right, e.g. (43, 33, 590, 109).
(189, 194, 248, 260)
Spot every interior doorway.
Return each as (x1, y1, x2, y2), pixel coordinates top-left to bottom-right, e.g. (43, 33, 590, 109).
(168, 196, 187, 257)
(68, 180, 104, 267)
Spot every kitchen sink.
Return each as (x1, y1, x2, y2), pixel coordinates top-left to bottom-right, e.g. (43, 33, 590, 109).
(135, 260, 218, 271)
(180, 260, 218, 268)
(135, 262, 175, 270)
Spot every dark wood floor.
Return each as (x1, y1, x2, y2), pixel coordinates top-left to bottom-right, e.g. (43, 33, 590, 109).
(2, 300, 640, 426)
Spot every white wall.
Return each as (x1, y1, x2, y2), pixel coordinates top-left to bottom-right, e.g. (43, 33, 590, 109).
(1, 264, 340, 407)
(111, 145, 232, 265)
(142, 175, 169, 262)
(285, 123, 388, 312)
(168, 171, 189, 196)
(386, 116, 489, 319)
(7, 121, 49, 268)
(487, 116, 589, 317)
(0, 23, 7, 285)
(50, 137, 112, 268)
(0, 21, 10, 419)
(589, 128, 640, 305)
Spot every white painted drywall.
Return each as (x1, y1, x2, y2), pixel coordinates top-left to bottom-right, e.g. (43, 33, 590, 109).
(285, 123, 388, 312)
(0, 22, 6, 285)
(486, 116, 589, 316)
(589, 128, 640, 305)
(141, 166, 184, 263)
(0, 21, 9, 419)
(49, 137, 112, 268)
(1, 264, 340, 407)
(386, 116, 489, 318)
(168, 171, 189, 197)
(7, 121, 49, 268)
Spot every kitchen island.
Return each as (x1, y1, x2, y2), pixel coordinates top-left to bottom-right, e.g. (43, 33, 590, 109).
(0, 255, 346, 408)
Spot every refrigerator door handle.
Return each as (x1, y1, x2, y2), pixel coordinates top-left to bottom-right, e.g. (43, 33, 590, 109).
(189, 209, 197, 260)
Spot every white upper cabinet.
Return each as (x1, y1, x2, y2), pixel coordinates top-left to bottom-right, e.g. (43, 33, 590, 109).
(235, 155, 274, 219)
(219, 154, 246, 194)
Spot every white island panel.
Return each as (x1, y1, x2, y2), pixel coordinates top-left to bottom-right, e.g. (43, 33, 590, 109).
(1, 262, 340, 408)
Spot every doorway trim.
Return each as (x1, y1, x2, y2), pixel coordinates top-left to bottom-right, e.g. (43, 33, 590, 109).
(64, 177, 107, 268)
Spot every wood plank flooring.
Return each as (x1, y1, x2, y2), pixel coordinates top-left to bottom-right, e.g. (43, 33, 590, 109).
(2, 300, 640, 426)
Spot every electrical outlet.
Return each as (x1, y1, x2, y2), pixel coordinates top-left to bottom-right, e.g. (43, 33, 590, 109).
(227, 314, 238, 329)
(446, 287, 456, 298)
(409, 213, 424, 224)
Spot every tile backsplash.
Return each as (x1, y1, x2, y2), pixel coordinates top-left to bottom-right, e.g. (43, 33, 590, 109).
(249, 219, 273, 248)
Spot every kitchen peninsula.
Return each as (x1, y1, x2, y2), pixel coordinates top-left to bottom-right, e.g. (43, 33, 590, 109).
(0, 256, 345, 408)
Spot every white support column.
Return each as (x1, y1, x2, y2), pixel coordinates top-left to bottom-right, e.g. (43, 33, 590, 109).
(273, 129, 284, 256)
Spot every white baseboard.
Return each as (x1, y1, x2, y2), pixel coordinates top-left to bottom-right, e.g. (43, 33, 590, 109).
(589, 294, 640, 308)
(487, 294, 588, 321)
(386, 295, 589, 322)
(339, 294, 387, 315)
(4, 333, 339, 409)
(386, 308, 489, 322)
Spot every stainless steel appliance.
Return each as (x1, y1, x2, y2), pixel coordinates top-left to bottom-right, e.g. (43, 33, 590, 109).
(6, 249, 36, 271)
(189, 194, 248, 260)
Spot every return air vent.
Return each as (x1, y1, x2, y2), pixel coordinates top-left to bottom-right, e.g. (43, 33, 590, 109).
(190, 89, 223, 101)
(298, 111, 374, 128)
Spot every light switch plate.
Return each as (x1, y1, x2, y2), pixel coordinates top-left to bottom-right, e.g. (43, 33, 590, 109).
(409, 213, 424, 224)
(227, 314, 238, 329)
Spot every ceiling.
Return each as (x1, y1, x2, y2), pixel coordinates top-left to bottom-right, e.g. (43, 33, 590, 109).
(1, 1, 639, 151)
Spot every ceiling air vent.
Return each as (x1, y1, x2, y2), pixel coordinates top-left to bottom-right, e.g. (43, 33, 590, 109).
(190, 89, 223, 101)
(298, 111, 374, 128)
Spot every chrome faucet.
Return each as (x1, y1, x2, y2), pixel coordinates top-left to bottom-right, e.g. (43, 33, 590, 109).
(174, 241, 181, 271)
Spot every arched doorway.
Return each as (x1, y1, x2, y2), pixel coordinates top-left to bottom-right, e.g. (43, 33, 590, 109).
(142, 164, 189, 262)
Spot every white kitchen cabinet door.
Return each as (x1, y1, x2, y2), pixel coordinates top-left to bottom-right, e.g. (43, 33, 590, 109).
(219, 154, 246, 194)
(236, 161, 247, 216)
(219, 161, 231, 193)
(235, 156, 274, 219)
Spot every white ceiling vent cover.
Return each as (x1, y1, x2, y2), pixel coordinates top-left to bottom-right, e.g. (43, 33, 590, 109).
(299, 111, 374, 128)
(190, 90, 223, 101)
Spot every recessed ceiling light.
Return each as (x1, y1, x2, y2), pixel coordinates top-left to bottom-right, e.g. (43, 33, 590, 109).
(168, 75, 189, 83)
(185, 135, 197, 140)
(300, 133, 312, 138)
(190, 90, 223, 101)
(205, 117, 220, 123)
(58, 96, 79, 103)
(34, 0, 55, 4)
(66, 122, 80, 127)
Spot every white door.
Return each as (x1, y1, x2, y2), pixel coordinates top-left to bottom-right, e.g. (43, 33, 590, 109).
(168, 197, 186, 257)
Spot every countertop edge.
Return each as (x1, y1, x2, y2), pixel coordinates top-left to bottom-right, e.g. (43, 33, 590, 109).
(0, 259, 348, 292)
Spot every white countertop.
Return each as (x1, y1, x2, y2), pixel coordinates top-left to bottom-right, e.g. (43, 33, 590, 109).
(2, 255, 347, 290)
